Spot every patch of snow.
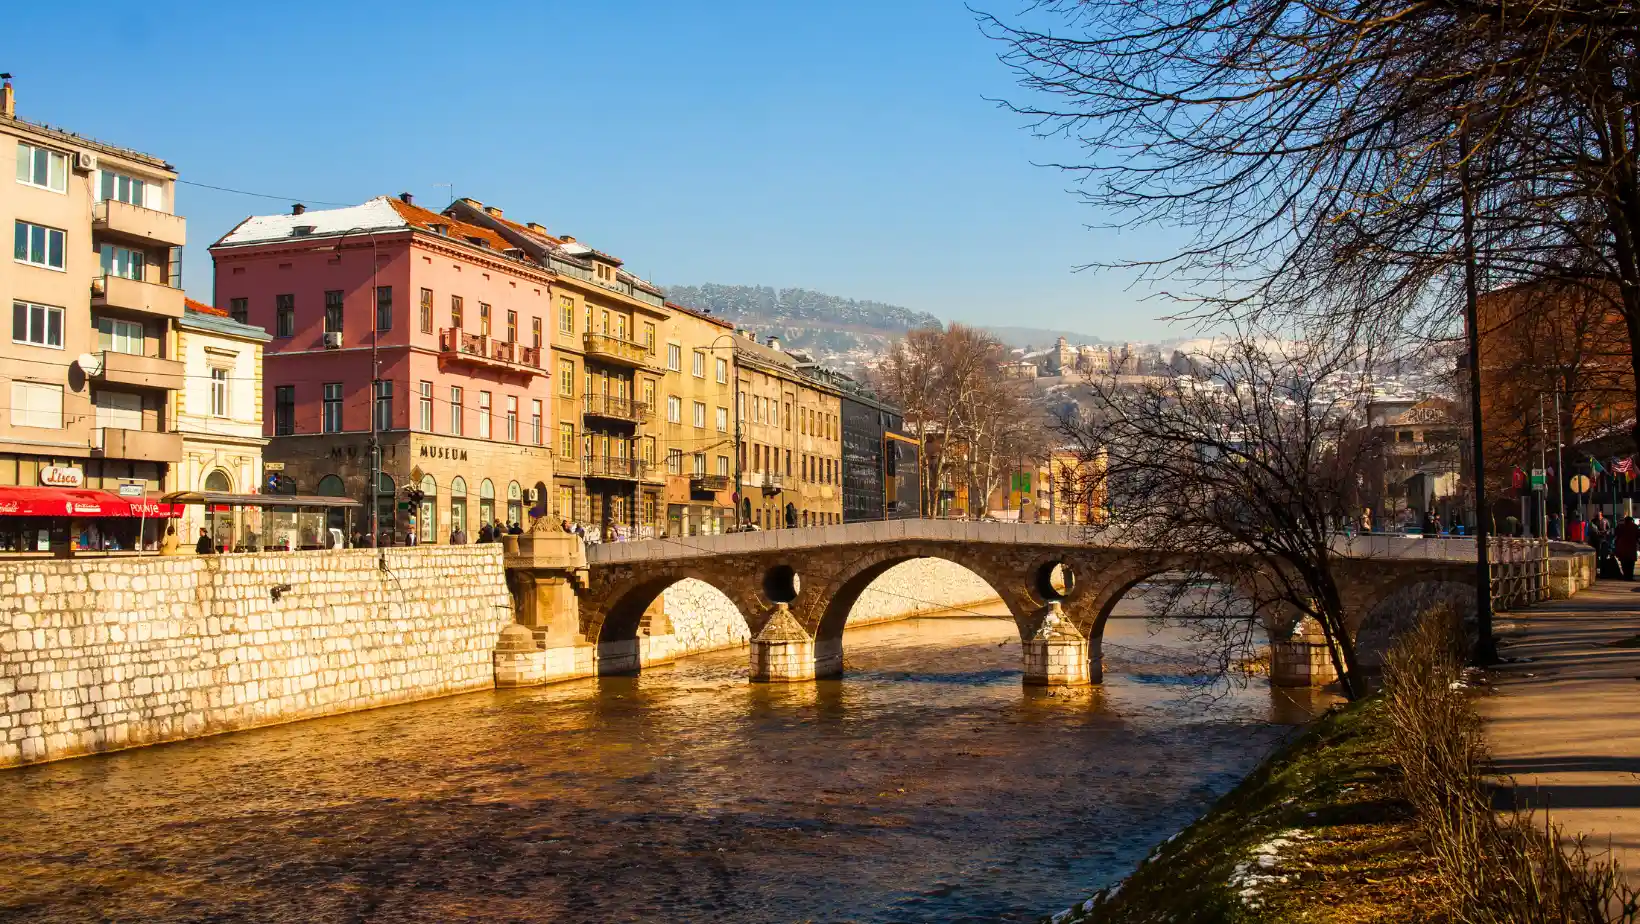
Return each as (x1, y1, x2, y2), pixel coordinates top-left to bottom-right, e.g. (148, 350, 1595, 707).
(217, 196, 407, 246)
(1229, 829, 1311, 908)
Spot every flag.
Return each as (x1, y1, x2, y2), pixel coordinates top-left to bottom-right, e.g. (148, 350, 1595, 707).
(1511, 467, 1527, 492)
(1591, 457, 1606, 476)
(1617, 457, 1636, 476)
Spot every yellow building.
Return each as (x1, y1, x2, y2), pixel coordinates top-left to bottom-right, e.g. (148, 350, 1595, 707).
(734, 332, 842, 529)
(659, 302, 737, 536)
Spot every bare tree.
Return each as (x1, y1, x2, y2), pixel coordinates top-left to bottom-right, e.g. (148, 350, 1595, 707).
(1060, 329, 1382, 698)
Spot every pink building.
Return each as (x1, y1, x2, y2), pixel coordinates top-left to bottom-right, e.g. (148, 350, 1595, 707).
(209, 194, 554, 542)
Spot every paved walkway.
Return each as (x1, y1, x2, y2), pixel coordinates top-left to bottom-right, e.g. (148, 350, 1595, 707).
(1480, 580, 1640, 878)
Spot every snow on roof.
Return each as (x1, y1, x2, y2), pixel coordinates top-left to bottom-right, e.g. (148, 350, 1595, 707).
(214, 196, 410, 247)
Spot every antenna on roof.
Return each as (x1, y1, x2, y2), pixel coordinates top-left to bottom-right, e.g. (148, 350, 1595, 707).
(434, 182, 453, 208)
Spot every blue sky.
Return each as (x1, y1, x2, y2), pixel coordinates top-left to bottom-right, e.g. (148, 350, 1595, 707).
(5, 0, 1184, 341)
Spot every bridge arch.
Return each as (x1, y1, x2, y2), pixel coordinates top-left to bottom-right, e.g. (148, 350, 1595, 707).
(589, 565, 763, 675)
(810, 543, 1042, 646)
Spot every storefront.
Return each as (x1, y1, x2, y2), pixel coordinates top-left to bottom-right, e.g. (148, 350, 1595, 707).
(0, 486, 182, 555)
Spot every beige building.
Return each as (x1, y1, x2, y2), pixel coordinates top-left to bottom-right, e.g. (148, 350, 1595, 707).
(0, 80, 186, 495)
(735, 333, 842, 529)
(659, 301, 737, 536)
(173, 299, 270, 548)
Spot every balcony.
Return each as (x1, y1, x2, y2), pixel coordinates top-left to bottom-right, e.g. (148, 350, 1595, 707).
(760, 473, 785, 495)
(94, 199, 187, 248)
(93, 427, 183, 462)
(582, 332, 654, 370)
(92, 275, 184, 320)
(583, 454, 644, 481)
(92, 351, 184, 391)
(691, 473, 733, 493)
(437, 329, 543, 376)
(583, 393, 651, 424)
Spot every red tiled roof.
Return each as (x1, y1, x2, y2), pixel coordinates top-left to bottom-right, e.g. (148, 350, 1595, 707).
(665, 300, 733, 330)
(185, 298, 228, 317)
(386, 198, 515, 253)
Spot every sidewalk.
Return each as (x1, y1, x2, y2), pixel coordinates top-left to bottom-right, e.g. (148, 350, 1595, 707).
(1479, 580, 1640, 879)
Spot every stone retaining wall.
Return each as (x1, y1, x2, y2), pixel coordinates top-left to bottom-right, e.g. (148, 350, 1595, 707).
(0, 546, 511, 769)
(663, 557, 1002, 658)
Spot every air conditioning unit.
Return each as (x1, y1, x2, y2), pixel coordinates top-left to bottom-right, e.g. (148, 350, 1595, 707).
(526, 487, 539, 503)
(73, 151, 97, 173)
(322, 332, 342, 349)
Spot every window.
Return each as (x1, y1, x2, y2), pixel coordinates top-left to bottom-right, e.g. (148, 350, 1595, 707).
(784, 403, 791, 430)
(324, 290, 343, 333)
(642, 379, 655, 412)
(771, 401, 779, 428)
(642, 436, 657, 464)
(667, 343, 681, 371)
(210, 367, 230, 417)
(530, 399, 543, 445)
(506, 396, 518, 441)
(12, 301, 63, 348)
(716, 407, 728, 432)
(451, 295, 464, 330)
(16, 142, 67, 193)
(99, 243, 145, 281)
(418, 381, 433, 431)
(559, 422, 576, 457)
(717, 455, 730, 477)
(615, 314, 627, 341)
(450, 386, 464, 436)
(478, 391, 492, 439)
(275, 293, 295, 338)
(559, 358, 575, 396)
(505, 310, 517, 343)
(451, 477, 468, 533)
(479, 302, 491, 336)
(11, 381, 63, 429)
(324, 383, 343, 433)
(375, 286, 393, 331)
(667, 448, 683, 474)
(531, 316, 542, 349)
(642, 322, 656, 350)
(374, 380, 393, 430)
(95, 316, 142, 355)
(14, 221, 66, 270)
(419, 288, 433, 334)
(274, 385, 296, 435)
(98, 169, 148, 205)
(601, 309, 610, 334)
(559, 295, 574, 333)
(692, 350, 705, 378)
(716, 357, 728, 384)
(693, 401, 707, 428)
(667, 395, 682, 423)
(693, 452, 706, 475)
(230, 298, 248, 324)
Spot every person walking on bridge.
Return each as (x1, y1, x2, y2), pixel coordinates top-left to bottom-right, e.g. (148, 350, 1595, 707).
(1615, 516, 1639, 581)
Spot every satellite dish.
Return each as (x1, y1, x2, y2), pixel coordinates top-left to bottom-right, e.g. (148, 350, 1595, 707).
(76, 352, 104, 376)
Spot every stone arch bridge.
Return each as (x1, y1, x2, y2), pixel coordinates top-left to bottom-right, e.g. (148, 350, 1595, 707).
(498, 520, 1479, 688)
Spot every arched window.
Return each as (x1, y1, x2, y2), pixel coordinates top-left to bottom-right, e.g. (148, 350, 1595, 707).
(479, 478, 496, 526)
(203, 469, 232, 492)
(203, 469, 234, 549)
(316, 474, 345, 496)
(375, 473, 396, 541)
(418, 474, 437, 543)
(450, 476, 468, 537)
(506, 480, 523, 527)
(531, 480, 549, 518)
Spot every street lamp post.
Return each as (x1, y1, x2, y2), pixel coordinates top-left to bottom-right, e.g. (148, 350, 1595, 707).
(331, 227, 382, 562)
(1458, 126, 1496, 664)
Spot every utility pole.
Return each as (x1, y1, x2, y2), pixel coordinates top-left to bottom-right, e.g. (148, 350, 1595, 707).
(1459, 123, 1496, 664)
(332, 227, 382, 566)
(1554, 389, 1568, 530)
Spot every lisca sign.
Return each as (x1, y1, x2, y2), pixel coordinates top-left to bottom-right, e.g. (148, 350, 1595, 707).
(39, 466, 84, 488)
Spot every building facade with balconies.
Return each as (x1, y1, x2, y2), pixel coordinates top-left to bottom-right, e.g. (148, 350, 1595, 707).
(210, 194, 555, 543)
(0, 80, 186, 503)
(657, 301, 737, 536)
(732, 332, 844, 530)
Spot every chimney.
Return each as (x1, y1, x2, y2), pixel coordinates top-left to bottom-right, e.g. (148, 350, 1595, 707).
(291, 203, 306, 216)
(766, 335, 782, 350)
(527, 222, 548, 233)
(484, 205, 503, 218)
(561, 235, 576, 244)
(399, 192, 413, 205)
(0, 74, 13, 120)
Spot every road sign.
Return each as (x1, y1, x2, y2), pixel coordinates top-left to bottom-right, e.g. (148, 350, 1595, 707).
(1569, 474, 1592, 494)
(264, 462, 285, 472)
(1530, 468, 1546, 490)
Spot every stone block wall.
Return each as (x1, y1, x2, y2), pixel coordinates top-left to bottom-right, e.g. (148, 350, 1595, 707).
(661, 557, 1002, 658)
(0, 546, 512, 769)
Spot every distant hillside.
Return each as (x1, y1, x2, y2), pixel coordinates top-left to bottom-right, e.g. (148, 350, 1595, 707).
(981, 325, 1109, 351)
(665, 284, 942, 363)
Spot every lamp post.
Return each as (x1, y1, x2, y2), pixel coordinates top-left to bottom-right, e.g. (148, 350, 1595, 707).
(1459, 122, 1496, 664)
(331, 227, 382, 561)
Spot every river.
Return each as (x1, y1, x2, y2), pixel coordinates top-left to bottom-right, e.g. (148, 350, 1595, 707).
(0, 604, 1334, 923)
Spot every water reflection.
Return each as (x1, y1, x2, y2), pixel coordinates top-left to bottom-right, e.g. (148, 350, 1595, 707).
(0, 608, 1333, 924)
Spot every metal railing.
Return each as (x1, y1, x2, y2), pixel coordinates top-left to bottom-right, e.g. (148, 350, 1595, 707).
(583, 454, 643, 479)
(583, 393, 652, 422)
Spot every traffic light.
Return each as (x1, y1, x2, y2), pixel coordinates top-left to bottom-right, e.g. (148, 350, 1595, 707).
(404, 486, 425, 507)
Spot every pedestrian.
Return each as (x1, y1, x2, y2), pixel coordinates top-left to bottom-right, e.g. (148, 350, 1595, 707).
(160, 525, 180, 555)
(1617, 516, 1640, 581)
(1360, 507, 1373, 534)
(573, 522, 586, 540)
(561, 518, 572, 534)
(507, 521, 523, 536)
(195, 528, 215, 555)
(450, 526, 466, 545)
(1548, 512, 1562, 541)
(478, 522, 493, 543)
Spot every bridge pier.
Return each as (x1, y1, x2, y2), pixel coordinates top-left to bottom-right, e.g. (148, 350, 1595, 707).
(1270, 618, 1339, 687)
(1022, 602, 1093, 686)
(496, 524, 598, 688)
(749, 604, 841, 682)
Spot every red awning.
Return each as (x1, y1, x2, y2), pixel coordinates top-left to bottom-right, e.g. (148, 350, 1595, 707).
(0, 487, 183, 518)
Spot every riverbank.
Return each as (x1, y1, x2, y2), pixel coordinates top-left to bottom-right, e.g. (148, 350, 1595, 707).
(1041, 694, 1440, 924)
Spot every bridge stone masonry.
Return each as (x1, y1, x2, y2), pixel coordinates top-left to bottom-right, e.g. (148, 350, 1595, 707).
(498, 519, 1548, 689)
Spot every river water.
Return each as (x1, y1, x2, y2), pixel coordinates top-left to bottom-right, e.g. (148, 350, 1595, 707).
(0, 605, 1333, 924)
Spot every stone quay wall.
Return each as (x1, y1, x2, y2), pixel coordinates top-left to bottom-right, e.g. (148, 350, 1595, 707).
(663, 557, 1002, 658)
(0, 546, 511, 769)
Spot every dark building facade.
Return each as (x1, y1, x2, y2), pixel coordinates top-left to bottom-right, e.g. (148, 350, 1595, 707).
(837, 387, 920, 522)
